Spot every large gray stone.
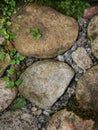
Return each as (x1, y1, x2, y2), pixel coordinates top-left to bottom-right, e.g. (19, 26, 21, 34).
(0, 78, 17, 112)
(18, 60, 75, 109)
(11, 4, 79, 58)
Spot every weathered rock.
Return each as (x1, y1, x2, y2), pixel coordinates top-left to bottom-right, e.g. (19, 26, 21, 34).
(90, 36, 98, 59)
(83, 6, 98, 19)
(0, 110, 38, 130)
(18, 60, 75, 109)
(11, 4, 79, 58)
(47, 109, 94, 130)
(0, 49, 11, 77)
(76, 65, 98, 111)
(0, 78, 17, 112)
(88, 15, 98, 41)
(72, 47, 93, 70)
(87, 15, 98, 58)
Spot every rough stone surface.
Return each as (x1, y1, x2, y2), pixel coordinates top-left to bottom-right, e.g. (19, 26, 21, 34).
(76, 64, 98, 111)
(0, 110, 38, 130)
(47, 109, 94, 130)
(11, 4, 79, 58)
(90, 36, 98, 59)
(87, 15, 98, 41)
(18, 60, 75, 109)
(0, 49, 11, 77)
(83, 6, 98, 19)
(0, 78, 17, 112)
(87, 15, 98, 59)
(72, 47, 93, 70)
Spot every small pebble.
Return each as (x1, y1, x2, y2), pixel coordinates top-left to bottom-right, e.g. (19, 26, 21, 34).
(43, 111, 50, 116)
(57, 55, 64, 62)
(31, 107, 37, 112)
(35, 109, 42, 116)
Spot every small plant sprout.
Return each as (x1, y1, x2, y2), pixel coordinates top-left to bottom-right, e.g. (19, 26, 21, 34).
(16, 26, 21, 31)
(7, 68, 15, 75)
(26, 27, 42, 40)
(11, 97, 26, 110)
(32, 27, 42, 40)
(26, 28, 32, 33)
(0, 53, 6, 60)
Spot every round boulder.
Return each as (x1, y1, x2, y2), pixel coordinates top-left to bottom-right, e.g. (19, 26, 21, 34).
(18, 60, 75, 109)
(87, 15, 98, 58)
(11, 4, 79, 58)
(76, 65, 98, 111)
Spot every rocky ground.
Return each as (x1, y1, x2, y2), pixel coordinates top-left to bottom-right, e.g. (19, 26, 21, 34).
(0, 3, 98, 130)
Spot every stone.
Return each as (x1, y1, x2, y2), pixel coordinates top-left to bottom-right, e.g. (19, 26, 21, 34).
(76, 64, 98, 111)
(11, 4, 79, 58)
(87, 15, 98, 58)
(0, 49, 11, 77)
(0, 78, 17, 112)
(47, 109, 94, 130)
(0, 110, 38, 130)
(90, 36, 98, 59)
(87, 15, 98, 41)
(72, 47, 93, 70)
(18, 60, 75, 109)
(83, 6, 98, 19)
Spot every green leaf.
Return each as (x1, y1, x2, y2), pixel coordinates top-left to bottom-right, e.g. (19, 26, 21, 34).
(16, 26, 20, 31)
(7, 21, 12, 26)
(32, 27, 42, 40)
(36, 33, 42, 39)
(16, 58, 20, 64)
(6, 81, 15, 88)
(15, 79, 22, 86)
(10, 48, 16, 57)
(26, 28, 32, 33)
(7, 68, 15, 75)
(33, 27, 39, 33)
(18, 55, 25, 61)
(12, 97, 26, 110)
(10, 59, 16, 65)
(10, 33, 17, 39)
(0, 53, 6, 60)
(4, 76, 10, 82)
